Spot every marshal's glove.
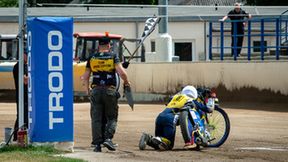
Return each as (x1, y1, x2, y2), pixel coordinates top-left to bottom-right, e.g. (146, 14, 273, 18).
(122, 61, 130, 69)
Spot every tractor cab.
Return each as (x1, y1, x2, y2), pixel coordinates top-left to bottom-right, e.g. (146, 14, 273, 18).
(73, 32, 123, 62)
(73, 32, 145, 63)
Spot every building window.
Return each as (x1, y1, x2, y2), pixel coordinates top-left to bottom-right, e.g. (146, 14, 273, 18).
(0, 40, 15, 60)
(253, 41, 267, 52)
(151, 41, 155, 52)
(174, 42, 192, 61)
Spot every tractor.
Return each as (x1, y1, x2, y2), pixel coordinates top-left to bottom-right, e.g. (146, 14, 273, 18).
(72, 32, 145, 98)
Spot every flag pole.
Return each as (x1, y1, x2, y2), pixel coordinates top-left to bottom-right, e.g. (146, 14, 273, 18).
(18, 0, 25, 130)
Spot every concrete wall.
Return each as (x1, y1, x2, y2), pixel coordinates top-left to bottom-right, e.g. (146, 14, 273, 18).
(126, 62, 288, 102)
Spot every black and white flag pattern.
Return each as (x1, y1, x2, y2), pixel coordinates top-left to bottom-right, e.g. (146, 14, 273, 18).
(126, 16, 161, 62)
(140, 17, 161, 43)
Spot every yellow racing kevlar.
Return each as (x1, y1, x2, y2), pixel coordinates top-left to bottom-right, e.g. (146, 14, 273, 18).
(90, 58, 114, 72)
(167, 94, 192, 109)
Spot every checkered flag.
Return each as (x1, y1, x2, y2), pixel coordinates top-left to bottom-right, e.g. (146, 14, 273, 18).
(140, 16, 161, 44)
(125, 16, 161, 63)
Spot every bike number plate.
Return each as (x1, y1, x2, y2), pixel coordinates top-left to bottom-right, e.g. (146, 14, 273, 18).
(190, 110, 198, 120)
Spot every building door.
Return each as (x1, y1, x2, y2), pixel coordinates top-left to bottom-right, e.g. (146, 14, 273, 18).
(174, 42, 192, 61)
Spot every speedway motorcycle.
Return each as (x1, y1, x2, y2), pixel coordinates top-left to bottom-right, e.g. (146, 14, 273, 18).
(179, 88, 230, 150)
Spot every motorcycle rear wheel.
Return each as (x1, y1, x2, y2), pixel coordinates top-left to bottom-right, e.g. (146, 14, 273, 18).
(179, 110, 193, 144)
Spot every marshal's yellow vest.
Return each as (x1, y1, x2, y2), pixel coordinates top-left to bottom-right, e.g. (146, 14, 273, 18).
(90, 57, 114, 73)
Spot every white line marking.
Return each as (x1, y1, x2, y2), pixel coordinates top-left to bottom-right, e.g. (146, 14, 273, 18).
(237, 147, 288, 152)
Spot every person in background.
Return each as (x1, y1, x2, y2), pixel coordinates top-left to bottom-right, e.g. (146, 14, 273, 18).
(220, 3, 252, 57)
(13, 52, 28, 141)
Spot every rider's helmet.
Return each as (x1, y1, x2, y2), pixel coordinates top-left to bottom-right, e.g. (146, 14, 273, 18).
(181, 85, 198, 99)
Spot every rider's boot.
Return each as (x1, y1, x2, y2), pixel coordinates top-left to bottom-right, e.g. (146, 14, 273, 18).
(140, 133, 161, 150)
(150, 136, 170, 150)
(139, 133, 161, 150)
(139, 133, 171, 150)
(139, 132, 153, 150)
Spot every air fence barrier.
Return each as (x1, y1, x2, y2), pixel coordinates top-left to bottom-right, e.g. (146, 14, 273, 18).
(208, 16, 288, 61)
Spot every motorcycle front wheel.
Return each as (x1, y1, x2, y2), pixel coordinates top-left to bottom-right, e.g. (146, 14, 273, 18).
(205, 106, 230, 147)
(179, 106, 230, 148)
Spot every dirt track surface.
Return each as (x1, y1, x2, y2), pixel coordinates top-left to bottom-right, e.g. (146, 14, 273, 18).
(0, 103, 288, 162)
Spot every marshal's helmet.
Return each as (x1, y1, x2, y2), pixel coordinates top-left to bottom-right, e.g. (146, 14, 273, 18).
(98, 38, 110, 45)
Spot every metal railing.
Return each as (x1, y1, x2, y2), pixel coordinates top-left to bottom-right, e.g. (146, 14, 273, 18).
(208, 16, 288, 61)
(280, 10, 288, 46)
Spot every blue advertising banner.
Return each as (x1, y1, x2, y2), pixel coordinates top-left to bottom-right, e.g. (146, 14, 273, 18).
(27, 17, 74, 142)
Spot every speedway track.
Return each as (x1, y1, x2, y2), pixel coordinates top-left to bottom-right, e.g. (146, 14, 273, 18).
(0, 103, 287, 162)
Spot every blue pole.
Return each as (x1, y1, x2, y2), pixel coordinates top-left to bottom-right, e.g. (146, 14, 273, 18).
(220, 21, 224, 61)
(233, 21, 237, 61)
(276, 18, 280, 60)
(247, 20, 251, 61)
(260, 19, 265, 60)
(209, 22, 213, 60)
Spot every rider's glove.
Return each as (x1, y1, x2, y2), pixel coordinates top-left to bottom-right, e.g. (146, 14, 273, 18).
(206, 98, 215, 112)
